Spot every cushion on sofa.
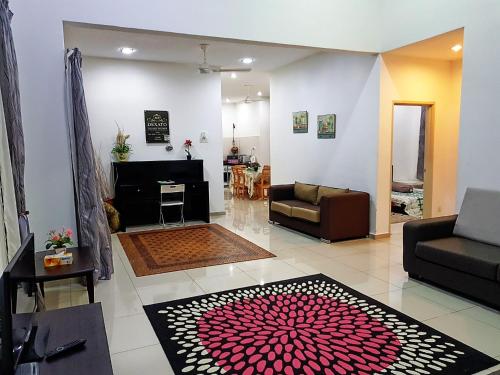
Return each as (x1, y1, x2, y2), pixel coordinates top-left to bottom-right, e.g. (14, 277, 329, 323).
(315, 186, 349, 205)
(453, 187, 500, 247)
(272, 200, 321, 223)
(415, 237, 500, 281)
(270, 201, 292, 216)
(294, 182, 319, 205)
(291, 206, 320, 223)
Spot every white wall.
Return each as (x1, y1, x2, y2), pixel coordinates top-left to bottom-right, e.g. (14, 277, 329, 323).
(9, 0, 500, 239)
(222, 101, 270, 165)
(83, 57, 224, 213)
(380, 0, 466, 52)
(392, 106, 421, 182)
(9, 0, 381, 242)
(455, 3, 500, 206)
(270, 52, 381, 233)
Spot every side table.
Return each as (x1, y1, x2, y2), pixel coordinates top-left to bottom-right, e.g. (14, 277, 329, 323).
(12, 247, 95, 313)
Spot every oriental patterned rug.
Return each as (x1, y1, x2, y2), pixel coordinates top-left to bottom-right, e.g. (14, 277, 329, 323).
(144, 274, 499, 375)
(118, 224, 275, 276)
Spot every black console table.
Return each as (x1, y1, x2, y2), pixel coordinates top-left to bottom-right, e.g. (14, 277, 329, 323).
(113, 160, 210, 228)
(13, 303, 113, 374)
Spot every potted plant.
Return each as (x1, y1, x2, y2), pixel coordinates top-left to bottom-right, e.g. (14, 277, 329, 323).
(46, 228, 74, 254)
(184, 139, 193, 160)
(112, 125, 131, 162)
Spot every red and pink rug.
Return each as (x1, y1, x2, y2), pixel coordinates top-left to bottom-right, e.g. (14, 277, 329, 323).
(144, 274, 498, 374)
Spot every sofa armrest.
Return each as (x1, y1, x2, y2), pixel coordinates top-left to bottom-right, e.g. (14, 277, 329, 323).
(403, 215, 457, 273)
(320, 191, 370, 241)
(269, 184, 295, 202)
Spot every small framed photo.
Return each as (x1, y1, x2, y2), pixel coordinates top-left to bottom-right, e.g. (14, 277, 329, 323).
(292, 111, 308, 133)
(317, 114, 336, 139)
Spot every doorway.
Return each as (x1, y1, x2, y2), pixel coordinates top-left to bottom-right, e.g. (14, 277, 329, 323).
(390, 103, 434, 224)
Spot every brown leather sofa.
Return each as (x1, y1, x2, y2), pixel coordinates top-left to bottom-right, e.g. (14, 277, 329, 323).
(269, 183, 370, 242)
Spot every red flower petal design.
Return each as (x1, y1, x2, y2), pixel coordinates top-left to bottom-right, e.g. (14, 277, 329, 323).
(197, 293, 402, 374)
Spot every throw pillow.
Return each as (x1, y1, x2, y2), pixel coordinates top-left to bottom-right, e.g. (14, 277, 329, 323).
(453, 187, 500, 247)
(294, 182, 319, 204)
(315, 186, 349, 205)
(392, 182, 413, 193)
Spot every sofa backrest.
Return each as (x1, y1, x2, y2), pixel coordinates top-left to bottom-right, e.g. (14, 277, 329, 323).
(293, 182, 351, 205)
(315, 186, 350, 205)
(453, 187, 500, 247)
(294, 182, 319, 204)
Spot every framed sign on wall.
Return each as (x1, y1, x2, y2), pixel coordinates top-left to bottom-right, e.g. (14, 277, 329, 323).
(144, 110, 170, 143)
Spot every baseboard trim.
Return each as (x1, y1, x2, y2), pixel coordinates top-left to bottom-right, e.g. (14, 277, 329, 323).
(369, 232, 390, 240)
(210, 211, 226, 216)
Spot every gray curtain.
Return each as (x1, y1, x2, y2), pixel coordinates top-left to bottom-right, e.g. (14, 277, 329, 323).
(65, 48, 113, 281)
(0, 85, 21, 266)
(0, 0, 29, 238)
(416, 106, 426, 181)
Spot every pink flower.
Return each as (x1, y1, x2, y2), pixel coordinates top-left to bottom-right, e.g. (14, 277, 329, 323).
(52, 235, 61, 241)
(66, 228, 73, 237)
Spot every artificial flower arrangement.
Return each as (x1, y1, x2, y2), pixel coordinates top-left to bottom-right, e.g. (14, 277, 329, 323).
(46, 228, 74, 253)
(112, 124, 132, 162)
(184, 139, 193, 160)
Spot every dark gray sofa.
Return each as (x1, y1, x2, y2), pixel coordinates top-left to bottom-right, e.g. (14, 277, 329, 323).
(403, 214, 500, 310)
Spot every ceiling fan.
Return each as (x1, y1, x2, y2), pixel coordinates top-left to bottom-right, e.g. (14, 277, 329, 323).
(198, 44, 252, 74)
(237, 84, 266, 104)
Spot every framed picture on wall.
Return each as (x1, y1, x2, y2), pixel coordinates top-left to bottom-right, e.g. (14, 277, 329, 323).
(144, 110, 170, 143)
(317, 114, 336, 139)
(292, 111, 308, 133)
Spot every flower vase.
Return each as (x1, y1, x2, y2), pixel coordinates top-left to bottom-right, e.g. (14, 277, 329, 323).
(118, 152, 129, 162)
(186, 154, 192, 160)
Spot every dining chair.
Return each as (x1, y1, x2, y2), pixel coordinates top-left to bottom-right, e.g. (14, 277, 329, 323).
(232, 166, 246, 198)
(258, 166, 271, 200)
(159, 184, 185, 226)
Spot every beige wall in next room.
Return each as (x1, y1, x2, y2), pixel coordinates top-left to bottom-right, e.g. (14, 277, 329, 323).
(376, 54, 462, 234)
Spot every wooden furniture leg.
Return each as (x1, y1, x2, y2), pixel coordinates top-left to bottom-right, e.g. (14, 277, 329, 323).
(11, 282, 18, 314)
(86, 272, 95, 303)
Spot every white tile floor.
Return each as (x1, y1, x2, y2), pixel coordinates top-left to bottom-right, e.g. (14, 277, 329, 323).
(35, 196, 500, 374)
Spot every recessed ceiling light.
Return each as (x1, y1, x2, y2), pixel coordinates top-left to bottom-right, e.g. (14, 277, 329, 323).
(231, 72, 237, 79)
(451, 44, 462, 52)
(225, 98, 230, 103)
(119, 47, 137, 55)
(240, 57, 255, 64)
(257, 91, 262, 96)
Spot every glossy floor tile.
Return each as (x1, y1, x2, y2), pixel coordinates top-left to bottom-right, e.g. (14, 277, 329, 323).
(425, 311, 500, 358)
(111, 344, 174, 375)
(34, 195, 500, 374)
(106, 313, 159, 354)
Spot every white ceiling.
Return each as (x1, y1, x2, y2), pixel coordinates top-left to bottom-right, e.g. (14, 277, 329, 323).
(64, 23, 320, 101)
(220, 71, 271, 103)
(385, 29, 464, 61)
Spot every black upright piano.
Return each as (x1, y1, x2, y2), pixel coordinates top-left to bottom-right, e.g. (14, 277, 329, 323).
(112, 160, 210, 229)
